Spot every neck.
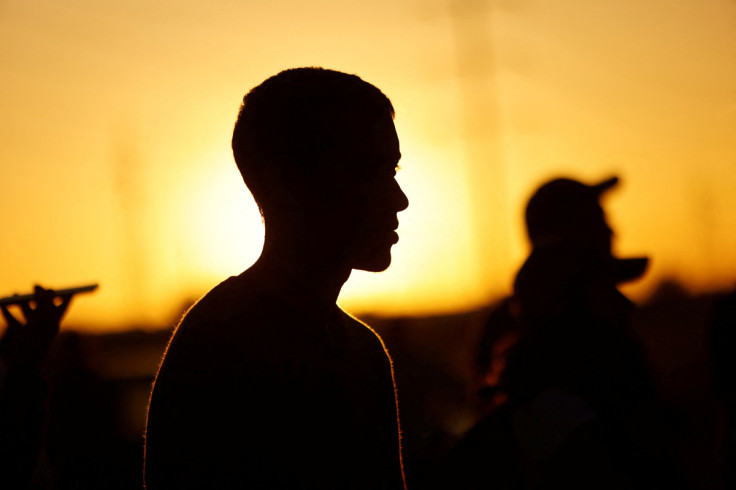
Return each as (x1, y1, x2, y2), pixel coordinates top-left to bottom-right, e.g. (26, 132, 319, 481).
(246, 232, 352, 321)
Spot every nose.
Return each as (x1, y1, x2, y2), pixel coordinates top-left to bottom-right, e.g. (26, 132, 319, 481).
(393, 179, 409, 212)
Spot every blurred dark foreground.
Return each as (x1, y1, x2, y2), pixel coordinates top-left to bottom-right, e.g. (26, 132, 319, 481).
(19, 280, 732, 489)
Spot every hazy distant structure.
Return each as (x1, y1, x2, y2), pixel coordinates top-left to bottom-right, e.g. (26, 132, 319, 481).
(449, 0, 512, 297)
(110, 126, 150, 323)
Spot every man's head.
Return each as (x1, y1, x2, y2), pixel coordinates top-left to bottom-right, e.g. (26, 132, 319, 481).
(525, 177, 618, 252)
(232, 67, 408, 272)
(514, 176, 648, 316)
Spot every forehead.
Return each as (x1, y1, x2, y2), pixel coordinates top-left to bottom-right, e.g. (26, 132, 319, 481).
(334, 112, 400, 164)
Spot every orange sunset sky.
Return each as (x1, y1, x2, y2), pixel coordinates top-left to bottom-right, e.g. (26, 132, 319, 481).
(1, 0, 735, 330)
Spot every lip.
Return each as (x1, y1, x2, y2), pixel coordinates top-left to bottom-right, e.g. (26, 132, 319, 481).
(366, 219, 400, 243)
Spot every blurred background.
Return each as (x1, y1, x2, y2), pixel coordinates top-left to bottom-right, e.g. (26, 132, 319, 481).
(1, 0, 735, 488)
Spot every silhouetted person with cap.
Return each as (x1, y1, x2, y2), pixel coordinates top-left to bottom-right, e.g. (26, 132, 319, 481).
(473, 177, 647, 409)
(144, 67, 408, 490)
(448, 176, 683, 489)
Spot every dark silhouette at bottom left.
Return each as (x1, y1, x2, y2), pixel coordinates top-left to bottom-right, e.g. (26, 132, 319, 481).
(0, 286, 73, 489)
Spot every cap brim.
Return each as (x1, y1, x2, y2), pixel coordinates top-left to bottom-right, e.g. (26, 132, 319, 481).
(591, 176, 619, 196)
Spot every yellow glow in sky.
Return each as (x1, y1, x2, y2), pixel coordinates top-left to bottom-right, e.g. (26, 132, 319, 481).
(1, 0, 735, 330)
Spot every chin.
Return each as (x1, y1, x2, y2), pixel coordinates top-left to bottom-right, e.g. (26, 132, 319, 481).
(353, 248, 393, 273)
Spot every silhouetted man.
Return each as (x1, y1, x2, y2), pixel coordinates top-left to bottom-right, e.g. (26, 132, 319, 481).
(144, 68, 408, 489)
(448, 177, 684, 489)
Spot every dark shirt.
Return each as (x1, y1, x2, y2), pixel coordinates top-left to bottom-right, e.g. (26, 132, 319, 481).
(144, 274, 405, 489)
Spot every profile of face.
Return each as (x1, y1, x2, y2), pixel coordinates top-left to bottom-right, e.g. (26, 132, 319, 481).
(317, 112, 409, 272)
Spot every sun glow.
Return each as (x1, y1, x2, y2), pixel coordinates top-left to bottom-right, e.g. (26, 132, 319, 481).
(164, 152, 264, 289)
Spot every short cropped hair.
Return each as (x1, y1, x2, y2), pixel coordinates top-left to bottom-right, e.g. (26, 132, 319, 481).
(232, 67, 395, 212)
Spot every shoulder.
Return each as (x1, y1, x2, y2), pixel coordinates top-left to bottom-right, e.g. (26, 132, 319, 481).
(154, 276, 307, 390)
(180, 275, 275, 328)
(176, 275, 305, 346)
